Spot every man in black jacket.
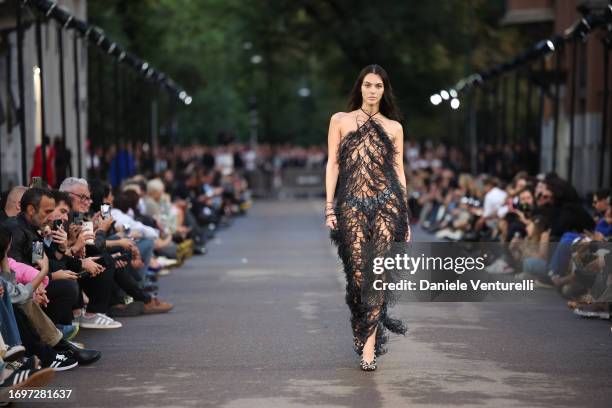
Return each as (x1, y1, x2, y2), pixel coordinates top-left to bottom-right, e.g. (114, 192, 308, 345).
(1, 189, 101, 366)
(1, 188, 54, 264)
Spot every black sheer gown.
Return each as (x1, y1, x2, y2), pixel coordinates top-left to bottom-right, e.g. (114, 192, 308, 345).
(330, 110, 410, 357)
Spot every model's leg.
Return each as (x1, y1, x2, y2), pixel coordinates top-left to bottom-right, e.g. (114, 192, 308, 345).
(361, 202, 398, 361)
(336, 202, 369, 349)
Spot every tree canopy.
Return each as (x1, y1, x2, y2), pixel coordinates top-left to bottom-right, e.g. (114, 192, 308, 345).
(89, 0, 530, 146)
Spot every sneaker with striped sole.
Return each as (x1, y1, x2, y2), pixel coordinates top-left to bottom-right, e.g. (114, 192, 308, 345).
(46, 353, 78, 372)
(75, 312, 122, 329)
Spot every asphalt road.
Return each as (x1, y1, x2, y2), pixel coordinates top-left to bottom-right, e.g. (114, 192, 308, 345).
(43, 199, 612, 408)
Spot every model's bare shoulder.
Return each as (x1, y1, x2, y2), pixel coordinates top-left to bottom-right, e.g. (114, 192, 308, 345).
(330, 111, 348, 124)
(388, 119, 402, 132)
(388, 120, 403, 138)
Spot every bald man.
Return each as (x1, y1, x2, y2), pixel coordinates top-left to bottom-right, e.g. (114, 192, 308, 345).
(2, 186, 28, 221)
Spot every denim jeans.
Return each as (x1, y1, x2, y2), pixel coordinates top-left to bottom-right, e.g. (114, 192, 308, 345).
(522, 257, 548, 280)
(0, 280, 22, 347)
(135, 238, 155, 282)
(548, 232, 580, 278)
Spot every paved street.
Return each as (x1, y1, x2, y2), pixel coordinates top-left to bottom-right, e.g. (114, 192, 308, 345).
(47, 199, 612, 408)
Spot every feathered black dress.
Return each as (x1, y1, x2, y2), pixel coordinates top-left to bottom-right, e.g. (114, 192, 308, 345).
(330, 112, 410, 357)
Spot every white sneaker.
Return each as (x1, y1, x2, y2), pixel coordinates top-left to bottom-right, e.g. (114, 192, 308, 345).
(76, 312, 122, 329)
(486, 258, 514, 274)
(156, 257, 178, 268)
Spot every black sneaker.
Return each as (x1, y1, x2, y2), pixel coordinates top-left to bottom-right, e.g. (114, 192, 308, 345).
(0, 366, 55, 389)
(0, 366, 54, 406)
(5, 356, 40, 372)
(46, 353, 78, 371)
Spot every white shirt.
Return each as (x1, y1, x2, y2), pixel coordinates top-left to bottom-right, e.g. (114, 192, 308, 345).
(483, 187, 508, 218)
(110, 208, 160, 240)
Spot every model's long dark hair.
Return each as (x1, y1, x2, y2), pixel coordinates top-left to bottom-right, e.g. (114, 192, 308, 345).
(347, 64, 402, 122)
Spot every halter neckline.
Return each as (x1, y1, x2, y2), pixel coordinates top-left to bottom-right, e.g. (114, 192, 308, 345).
(360, 107, 379, 119)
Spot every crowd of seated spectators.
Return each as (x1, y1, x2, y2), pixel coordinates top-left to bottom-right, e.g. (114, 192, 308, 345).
(0, 153, 251, 398)
(408, 143, 612, 323)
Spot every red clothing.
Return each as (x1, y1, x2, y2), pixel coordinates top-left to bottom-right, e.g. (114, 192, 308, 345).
(30, 144, 55, 187)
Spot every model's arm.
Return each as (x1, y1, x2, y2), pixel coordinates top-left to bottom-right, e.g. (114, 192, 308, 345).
(326, 113, 343, 204)
(393, 123, 407, 192)
(325, 113, 342, 228)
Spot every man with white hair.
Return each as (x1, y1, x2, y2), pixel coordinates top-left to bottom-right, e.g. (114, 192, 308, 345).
(143, 178, 165, 220)
(59, 178, 91, 214)
(57, 177, 124, 328)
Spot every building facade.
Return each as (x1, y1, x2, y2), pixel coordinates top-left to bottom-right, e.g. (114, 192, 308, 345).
(0, 0, 87, 189)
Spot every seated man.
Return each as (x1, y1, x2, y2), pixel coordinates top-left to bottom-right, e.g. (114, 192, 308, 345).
(59, 178, 123, 329)
(0, 186, 28, 223)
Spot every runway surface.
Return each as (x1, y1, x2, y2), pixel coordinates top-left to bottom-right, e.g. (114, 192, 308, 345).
(47, 199, 612, 408)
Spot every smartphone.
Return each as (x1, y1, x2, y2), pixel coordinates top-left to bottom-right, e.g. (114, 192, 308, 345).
(100, 204, 111, 220)
(53, 219, 63, 230)
(76, 271, 91, 279)
(31, 241, 44, 263)
(31, 177, 42, 188)
(82, 221, 95, 245)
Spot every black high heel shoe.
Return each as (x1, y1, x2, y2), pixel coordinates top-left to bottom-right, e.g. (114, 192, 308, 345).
(360, 355, 377, 371)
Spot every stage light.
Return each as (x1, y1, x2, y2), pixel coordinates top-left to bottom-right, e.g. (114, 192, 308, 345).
(430, 94, 442, 105)
(251, 54, 262, 64)
(449, 89, 458, 98)
(184, 96, 193, 105)
(450, 98, 460, 109)
(546, 40, 555, 51)
(179, 91, 187, 100)
(440, 90, 450, 100)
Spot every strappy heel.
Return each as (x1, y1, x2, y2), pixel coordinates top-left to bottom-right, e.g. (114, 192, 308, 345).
(353, 337, 364, 353)
(360, 356, 377, 371)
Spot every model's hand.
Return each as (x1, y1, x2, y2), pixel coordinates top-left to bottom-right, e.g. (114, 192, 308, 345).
(326, 214, 337, 229)
(325, 203, 337, 229)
